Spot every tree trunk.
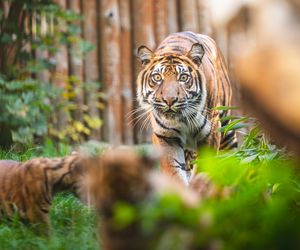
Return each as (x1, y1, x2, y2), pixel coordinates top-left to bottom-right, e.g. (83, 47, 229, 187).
(82, 0, 101, 140)
(119, 0, 134, 144)
(99, 0, 122, 144)
(132, 0, 155, 143)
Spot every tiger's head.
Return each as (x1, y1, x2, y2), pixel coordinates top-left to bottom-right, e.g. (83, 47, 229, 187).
(137, 43, 206, 120)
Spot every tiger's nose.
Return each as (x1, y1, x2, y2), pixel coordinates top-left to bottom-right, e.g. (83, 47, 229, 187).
(162, 97, 178, 107)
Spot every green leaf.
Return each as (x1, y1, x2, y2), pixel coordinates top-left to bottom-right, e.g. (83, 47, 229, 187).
(212, 106, 240, 111)
(220, 115, 244, 122)
(219, 116, 249, 135)
(241, 154, 258, 164)
(113, 202, 137, 229)
(0, 33, 13, 43)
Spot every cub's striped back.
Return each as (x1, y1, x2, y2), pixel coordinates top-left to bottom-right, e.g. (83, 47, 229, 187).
(0, 153, 86, 232)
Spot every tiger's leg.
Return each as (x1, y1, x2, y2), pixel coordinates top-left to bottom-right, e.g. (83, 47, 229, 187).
(152, 133, 192, 185)
(184, 150, 197, 178)
(27, 202, 51, 235)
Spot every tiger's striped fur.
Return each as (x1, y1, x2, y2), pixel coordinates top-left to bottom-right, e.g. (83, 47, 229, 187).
(0, 153, 87, 231)
(137, 31, 237, 185)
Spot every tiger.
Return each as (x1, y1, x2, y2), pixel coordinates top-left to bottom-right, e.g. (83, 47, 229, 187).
(137, 31, 237, 185)
(0, 153, 87, 232)
(86, 147, 199, 250)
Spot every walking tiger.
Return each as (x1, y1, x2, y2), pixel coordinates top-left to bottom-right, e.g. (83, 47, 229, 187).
(137, 31, 237, 184)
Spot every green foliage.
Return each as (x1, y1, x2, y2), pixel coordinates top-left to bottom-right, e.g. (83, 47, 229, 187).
(0, 0, 102, 147)
(48, 81, 103, 143)
(0, 76, 59, 145)
(1, 113, 300, 249)
(112, 119, 300, 250)
(0, 193, 98, 250)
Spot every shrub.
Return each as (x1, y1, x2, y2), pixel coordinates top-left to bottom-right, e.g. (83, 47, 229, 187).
(0, 1, 102, 147)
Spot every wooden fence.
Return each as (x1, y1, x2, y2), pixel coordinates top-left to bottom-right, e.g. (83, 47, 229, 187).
(49, 0, 235, 144)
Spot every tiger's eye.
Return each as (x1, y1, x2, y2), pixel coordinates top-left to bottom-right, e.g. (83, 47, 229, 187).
(179, 74, 189, 82)
(152, 73, 162, 82)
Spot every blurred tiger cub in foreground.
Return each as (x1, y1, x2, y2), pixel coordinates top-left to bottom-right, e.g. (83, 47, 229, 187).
(137, 31, 237, 185)
(87, 148, 200, 250)
(0, 153, 87, 232)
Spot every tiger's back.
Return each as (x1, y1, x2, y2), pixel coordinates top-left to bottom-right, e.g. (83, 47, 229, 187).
(0, 154, 86, 230)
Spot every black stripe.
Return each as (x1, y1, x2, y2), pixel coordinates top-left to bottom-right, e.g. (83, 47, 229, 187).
(52, 158, 78, 192)
(43, 168, 52, 205)
(38, 204, 49, 214)
(140, 70, 149, 95)
(154, 113, 181, 134)
(189, 91, 198, 98)
(154, 115, 169, 130)
(195, 71, 203, 92)
(143, 71, 152, 95)
(230, 142, 238, 148)
(221, 119, 230, 127)
(154, 133, 183, 148)
(50, 158, 65, 170)
(170, 46, 185, 53)
(157, 45, 165, 50)
(193, 117, 207, 137)
(221, 131, 235, 144)
(190, 111, 198, 119)
(168, 59, 182, 64)
(221, 138, 236, 149)
(145, 91, 152, 99)
(200, 117, 208, 130)
(52, 172, 70, 192)
(178, 34, 197, 43)
(174, 159, 188, 171)
(197, 131, 210, 147)
(183, 31, 199, 40)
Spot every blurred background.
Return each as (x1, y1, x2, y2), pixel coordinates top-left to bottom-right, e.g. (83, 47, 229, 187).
(0, 0, 299, 153)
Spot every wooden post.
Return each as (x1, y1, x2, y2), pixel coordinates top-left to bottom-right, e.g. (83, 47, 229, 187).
(178, 0, 199, 32)
(132, 0, 156, 143)
(67, 0, 84, 122)
(82, 0, 101, 140)
(167, 0, 179, 34)
(154, 0, 168, 44)
(119, 0, 134, 144)
(197, 0, 212, 35)
(99, 0, 122, 144)
(52, 0, 69, 131)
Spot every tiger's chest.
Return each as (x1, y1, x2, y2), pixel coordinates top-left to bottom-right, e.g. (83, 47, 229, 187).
(151, 112, 212, 151)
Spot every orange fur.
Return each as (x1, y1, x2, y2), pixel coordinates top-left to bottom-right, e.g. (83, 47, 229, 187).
(0, 154, 87, 231)
(137, 32, 236, 184)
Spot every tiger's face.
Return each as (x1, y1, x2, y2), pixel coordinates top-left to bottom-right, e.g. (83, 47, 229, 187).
(137, 43, 206, 120)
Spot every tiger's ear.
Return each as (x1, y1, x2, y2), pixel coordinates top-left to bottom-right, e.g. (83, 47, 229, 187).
(187, 43, 205, 66)
(137, 45, 154, 67)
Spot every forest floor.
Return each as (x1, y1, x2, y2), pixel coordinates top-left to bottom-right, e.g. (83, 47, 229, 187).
(0, 133, 300, 250)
